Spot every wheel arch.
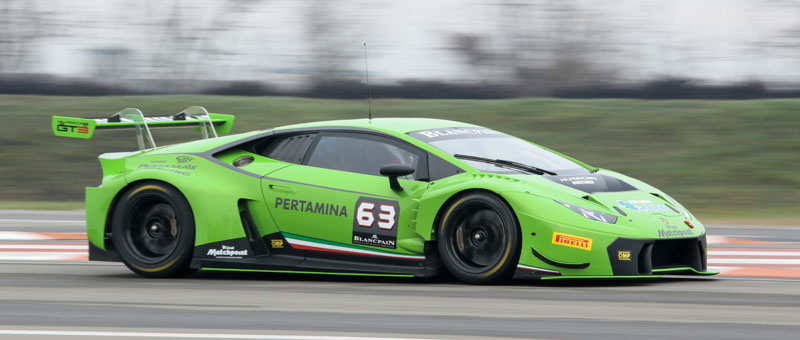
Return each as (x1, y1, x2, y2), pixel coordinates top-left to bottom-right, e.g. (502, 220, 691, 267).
(427, 188, 521, 241)
(429, 188, 524, 283)
(103, 179, 189, 251)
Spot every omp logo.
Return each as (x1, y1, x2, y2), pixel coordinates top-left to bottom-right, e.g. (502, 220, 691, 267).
(270, 239, 284, 248)
(552, 232, 592, 251)
(618, 250, 632, 261)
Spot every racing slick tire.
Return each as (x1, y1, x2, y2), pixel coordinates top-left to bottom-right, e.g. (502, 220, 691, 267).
(437, 192, 521, 284)
(111, 181, 196, 278)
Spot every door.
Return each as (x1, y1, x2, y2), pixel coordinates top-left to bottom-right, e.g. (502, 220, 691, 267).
(262, 132, 430, 256)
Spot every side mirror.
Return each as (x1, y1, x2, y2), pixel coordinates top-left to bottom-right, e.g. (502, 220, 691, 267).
(380, 164, 415, 191)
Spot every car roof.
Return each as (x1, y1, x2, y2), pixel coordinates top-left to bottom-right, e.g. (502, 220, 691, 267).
(273, 118, 482, 135)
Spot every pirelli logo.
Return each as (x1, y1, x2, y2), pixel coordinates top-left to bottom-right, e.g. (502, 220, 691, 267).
(552, 232, 592, 251)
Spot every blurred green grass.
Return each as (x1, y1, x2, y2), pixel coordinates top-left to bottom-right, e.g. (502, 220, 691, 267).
(0, 95, 797, 223)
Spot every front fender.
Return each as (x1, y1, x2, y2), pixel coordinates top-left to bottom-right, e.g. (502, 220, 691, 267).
(414, 173, 529, 241)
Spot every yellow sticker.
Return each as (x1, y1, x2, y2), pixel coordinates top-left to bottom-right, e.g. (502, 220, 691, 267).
(552, 232, 592, 251)
(271, 239, 284, 248)
(618, 250, 631, 261)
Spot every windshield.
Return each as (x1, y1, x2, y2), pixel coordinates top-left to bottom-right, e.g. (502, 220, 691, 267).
(408, 127, 589, 174)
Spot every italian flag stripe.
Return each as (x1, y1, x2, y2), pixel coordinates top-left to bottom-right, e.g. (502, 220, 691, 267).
(283, 233, 425, 260)
(517, 264, 560, 274)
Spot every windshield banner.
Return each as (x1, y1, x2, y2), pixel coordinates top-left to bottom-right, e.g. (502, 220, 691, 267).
(408, 128, 506, 142)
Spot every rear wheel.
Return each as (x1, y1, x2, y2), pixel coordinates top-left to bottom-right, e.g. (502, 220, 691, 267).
(437, 193, 521, 284)
(111, 182, 195, 278)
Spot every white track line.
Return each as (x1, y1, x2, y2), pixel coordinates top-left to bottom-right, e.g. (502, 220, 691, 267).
(0, 261, 119, 266)
(0, 232, 52, 240)
(0, 253, 86, 261)
(706, 235, 727, 244)
(0, 219, 84, 224)
(0, 231, 85, 240)
(0, 330, 445, 340)
(708, 259, 800, 265)
(0, 245, 87, 250)
(709, 251, 800, 256)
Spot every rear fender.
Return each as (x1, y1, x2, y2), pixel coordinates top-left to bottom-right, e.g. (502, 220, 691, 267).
(123, 154, 277, 247)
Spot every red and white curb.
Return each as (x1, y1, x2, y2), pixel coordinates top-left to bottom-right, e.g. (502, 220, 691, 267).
(0, 232, 87, 261)
(0, 231, 86, 240)
(708, 247, 800, 278)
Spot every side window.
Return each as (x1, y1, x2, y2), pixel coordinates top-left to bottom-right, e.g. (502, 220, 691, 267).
(306, 134, 422, 179)
(259, 134, 316, 164)
(428, 153, 465, 180)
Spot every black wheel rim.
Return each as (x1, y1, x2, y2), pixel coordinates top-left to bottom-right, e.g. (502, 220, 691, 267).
(124, 194, 180, 264)
(445, 202, 508, 273)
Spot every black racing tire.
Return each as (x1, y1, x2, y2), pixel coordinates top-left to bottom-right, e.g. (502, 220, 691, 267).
(111, 181, 195, 278)
(437, 192, 521, 284)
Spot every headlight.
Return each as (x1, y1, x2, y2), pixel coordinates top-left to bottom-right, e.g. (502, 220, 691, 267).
(555, 200, 618, 224)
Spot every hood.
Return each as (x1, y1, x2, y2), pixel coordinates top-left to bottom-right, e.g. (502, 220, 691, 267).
(541, 173, 684, 217)
(506, 172, 681, 214)
(500, 170, 699, 239)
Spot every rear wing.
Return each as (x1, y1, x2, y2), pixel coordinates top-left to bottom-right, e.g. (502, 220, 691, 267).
(52, 106, 234, 150)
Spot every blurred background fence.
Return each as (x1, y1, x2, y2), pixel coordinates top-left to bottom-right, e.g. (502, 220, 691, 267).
(1, 0, 800, 98)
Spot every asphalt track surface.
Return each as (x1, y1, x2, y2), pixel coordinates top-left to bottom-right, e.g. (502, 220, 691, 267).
(1, 210, 800, 340)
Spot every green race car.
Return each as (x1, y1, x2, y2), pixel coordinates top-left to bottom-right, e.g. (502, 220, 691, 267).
(53, 107, 717, 283)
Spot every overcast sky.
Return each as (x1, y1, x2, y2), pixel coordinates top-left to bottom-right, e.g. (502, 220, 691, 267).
(26, 0, 800, 84)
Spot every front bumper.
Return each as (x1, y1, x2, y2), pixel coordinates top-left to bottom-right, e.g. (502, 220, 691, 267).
(606, 235, 709, 276)
(514, 234, 717, 279)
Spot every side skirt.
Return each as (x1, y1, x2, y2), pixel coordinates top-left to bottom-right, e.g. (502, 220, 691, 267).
(191, 235, 436, 278)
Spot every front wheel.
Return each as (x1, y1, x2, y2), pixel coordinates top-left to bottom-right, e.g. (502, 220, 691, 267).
(437, 192, 521, 284)
(111, 182, 195, 278)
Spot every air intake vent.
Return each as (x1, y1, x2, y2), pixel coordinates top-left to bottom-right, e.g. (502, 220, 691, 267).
(238, 199, 269, 256)
(650, 192, 681, 214)
(651, 238, 703, 270)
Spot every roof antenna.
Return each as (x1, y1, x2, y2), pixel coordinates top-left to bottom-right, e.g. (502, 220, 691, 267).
(363, 42, 372, 120)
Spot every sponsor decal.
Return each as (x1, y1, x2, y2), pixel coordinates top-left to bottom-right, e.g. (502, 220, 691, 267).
(552, 232, 592, 251)
(274, 197, 348, 217)
(56, 120, 90, 134)
(206, 245, 248, 258)
(176, 156, 193, 163)
(660, 218, 678, 229)
(270, 239, 284, 248)
(656, 217, 693, 237)
(137, 163, 196, 176)
(616, 200, 671, 213)
(657, 229, 695, 238)
(558, 176, 598, 185)
(618, 250, 632, 261)
(547, 174, 638, 193)
(283, 233, 425, 260)
(352, 197, 400, 249)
